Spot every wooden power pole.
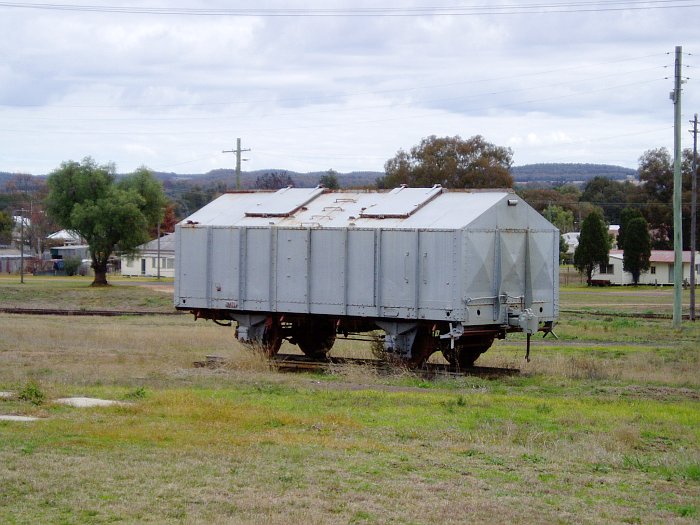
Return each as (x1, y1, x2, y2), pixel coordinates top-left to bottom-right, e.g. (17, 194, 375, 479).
(690, 114, 698, 321)
(671, 46, 683, 328)
(223, 138, 251, 190)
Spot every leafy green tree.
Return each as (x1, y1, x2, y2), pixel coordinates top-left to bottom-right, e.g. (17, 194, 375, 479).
(118, 167, 167, 228)
(542, 204, 574, 233)
(379, 135, 513, 189)
(637, 147, 699, 250)
(574, 211, 610, 286)
(0, 210, 12, 245)
(319, 169, 340, 189)
(559, 234, 570, 264)
(580, 176, 641, 224)
(622, 216, 652, 286)
(617, 207, 643, 250)
(45, 158, 166, 286)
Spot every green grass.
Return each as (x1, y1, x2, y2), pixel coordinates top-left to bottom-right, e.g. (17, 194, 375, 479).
(1, 381, 698, 524)
(0, 275, 174, 312)
(0, 279, 698, 523)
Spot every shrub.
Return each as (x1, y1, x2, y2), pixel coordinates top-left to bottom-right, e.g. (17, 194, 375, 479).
(63, 256, 82, 277)
(18, 381, 45, 405)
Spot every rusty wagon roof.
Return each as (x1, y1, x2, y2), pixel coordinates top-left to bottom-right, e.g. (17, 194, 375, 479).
(179, 186, 545, 230)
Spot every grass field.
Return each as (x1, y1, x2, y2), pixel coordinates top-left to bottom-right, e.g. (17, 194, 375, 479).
(0, 277, 699, 524)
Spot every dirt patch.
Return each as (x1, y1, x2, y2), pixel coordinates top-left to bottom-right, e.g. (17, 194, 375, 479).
(0, 415, 40, 421)
(599, 385, 700, 401)
(141, 285, 174, 294)
(54, 397, 131, 408)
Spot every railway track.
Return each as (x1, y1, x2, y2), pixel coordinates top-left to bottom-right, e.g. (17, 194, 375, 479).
(560, 308, 692, 320)
(0, 307, 182, 316)
(195, 353, 519, 378)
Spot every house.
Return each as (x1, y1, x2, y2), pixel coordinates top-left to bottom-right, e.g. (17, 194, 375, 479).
(47, 229, 83, 245)
(0, 247, 31, 273)
(121, 233, 175, 278)
(562, 232, 579, 254)
(609, 225, 620, 249)
(591, 250, 700, 285)
(50, 244, 90, 261)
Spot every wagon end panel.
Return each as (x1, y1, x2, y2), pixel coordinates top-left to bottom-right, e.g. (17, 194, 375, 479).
(527, 229, 559, 320)
(462, 230, 496, 324)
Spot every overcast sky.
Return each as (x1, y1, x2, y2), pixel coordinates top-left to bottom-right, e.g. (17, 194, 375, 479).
(0, 1, 698, 175)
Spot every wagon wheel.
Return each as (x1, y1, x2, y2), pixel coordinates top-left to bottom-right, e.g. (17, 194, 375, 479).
(406, 327, 439, 368)
(258, 317, 283, 358)
(293, 319, 336, 359)
(441, 334, 496, 369)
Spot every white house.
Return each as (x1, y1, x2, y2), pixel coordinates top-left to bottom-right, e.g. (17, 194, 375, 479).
(591, 250, 700, 285)
(121, 233, 175, 278)
(562, 232, 579, 254)
(47, 229, 83, 245)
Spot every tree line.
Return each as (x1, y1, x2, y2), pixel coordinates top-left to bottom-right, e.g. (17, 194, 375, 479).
(0, 134, 696, 287)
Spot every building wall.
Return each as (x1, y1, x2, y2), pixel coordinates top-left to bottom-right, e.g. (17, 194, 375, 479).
(122, 253, 175, 278)
(592, 255, 700, 285)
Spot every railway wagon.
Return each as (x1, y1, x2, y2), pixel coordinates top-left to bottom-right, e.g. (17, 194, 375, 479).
(175, 186, 559, 367)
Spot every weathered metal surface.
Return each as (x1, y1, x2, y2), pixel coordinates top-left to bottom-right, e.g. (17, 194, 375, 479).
(175, 187, 559, 330)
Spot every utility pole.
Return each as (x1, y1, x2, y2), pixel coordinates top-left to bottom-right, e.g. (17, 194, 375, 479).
(14, 208, 28, 284)
(223, 138, 251, 190)
(671, 45, 683, 328)
(690, 114, 698, 321)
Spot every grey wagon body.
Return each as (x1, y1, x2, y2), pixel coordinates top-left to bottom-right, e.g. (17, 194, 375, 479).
(175, 186, 559, 365)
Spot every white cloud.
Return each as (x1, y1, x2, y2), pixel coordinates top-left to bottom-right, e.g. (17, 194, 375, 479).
(0, 2, 697, 174)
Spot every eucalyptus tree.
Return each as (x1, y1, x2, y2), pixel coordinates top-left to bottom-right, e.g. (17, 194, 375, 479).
(46, 158, 166, 286)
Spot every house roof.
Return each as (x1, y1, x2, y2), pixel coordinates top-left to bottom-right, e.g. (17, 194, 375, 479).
(47, 229, 82, 242)
(609, 250, 699, 263)
(136, 233, 175, 253)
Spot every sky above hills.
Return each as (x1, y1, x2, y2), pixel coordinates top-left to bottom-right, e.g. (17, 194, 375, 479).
(0, 1, 698, 175)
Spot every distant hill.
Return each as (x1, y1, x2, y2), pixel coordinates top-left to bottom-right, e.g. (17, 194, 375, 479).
(152, 169, 384, 190)
(0, 172, 15, 187)
(511, 163, 636, 183)
(0, 163, 637, 194)
(154, 163, 637, 189)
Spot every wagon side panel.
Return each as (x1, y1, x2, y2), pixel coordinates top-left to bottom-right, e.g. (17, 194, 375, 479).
(209, 227, 241, 308)
(242, 228, 273, 310)
(175, 226, 209, 308)
(309, 229, 345, 314)
(346, 229, 377, 316)
(418, 230, 458, 319)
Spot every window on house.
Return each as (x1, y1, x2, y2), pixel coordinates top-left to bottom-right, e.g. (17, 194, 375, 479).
(151, 257, 157, 268)
(651, 266, 656, 275)
(166, 258, 174, 269)
(599, 264, 614, 274)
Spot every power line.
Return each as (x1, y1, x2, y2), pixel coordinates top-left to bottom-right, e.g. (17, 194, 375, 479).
(0, 1, 697, 16)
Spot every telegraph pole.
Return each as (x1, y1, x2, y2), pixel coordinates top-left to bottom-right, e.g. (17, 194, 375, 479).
(671, 46, 683, 328)
(14, 208, 28, 284)
(223, 138, 251, 190)
(690, 114, 698, 321)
